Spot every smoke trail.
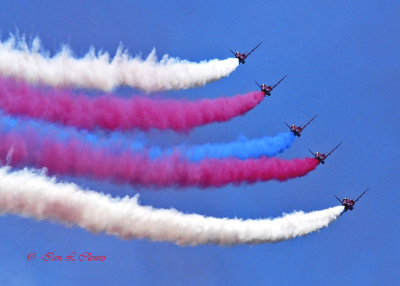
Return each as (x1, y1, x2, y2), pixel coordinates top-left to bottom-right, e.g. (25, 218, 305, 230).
(0, 77, 264, 132)
(0, 36, 238, 92)
(0, 120, 318, 187)
(0, 114, 294, 162)
(0, 166, 344, 245)
(0, 113, 146, 153)
(149, 132, 296, 161)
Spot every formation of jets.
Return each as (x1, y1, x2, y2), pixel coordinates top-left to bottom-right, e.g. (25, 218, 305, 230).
(229, 43, 368, 214)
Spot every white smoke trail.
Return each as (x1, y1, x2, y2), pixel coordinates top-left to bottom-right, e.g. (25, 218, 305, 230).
(0, 166, 343, 246)
(0, 36, 238, 92)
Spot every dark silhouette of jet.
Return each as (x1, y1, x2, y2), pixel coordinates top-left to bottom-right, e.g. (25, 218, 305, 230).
(335, 188, 369, 211)
(285, 115, 317, 137)
(308, 142, 342, 164)
(255, 74, 288, 96)
(230, 42, 262, 64)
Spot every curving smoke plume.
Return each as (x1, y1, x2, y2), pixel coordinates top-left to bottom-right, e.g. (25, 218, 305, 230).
(0, 116, 318, 188)
(0, 36, 238, 92)
(0, 76, 264, 131)
(0, 113, 146, 152)
(0, 166, 344, 246)
(0, 113, 294, 161)
(149, 132, 296, 161)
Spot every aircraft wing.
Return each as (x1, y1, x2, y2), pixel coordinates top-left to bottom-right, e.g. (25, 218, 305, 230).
(284, 122, 291, 130)
(272, 74, 288, 89)
(354, 188, 369, 203)
(302, 114, 317, 130)
(308, 148, 316, 157)
(229, 49, 236, 57)
(325, 142, 342, 158)
(335, 195, 343, 204)
(255, 81, 262, 88)
(245, 42, 262, 56)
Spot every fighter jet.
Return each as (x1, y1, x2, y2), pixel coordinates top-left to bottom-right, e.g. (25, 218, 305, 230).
(230, 42, 262, 64)
(335, 188, 369, 211)
(308, 142, 342, 164)
(255, 74, 288, 96)
(285, 115, 317, 137)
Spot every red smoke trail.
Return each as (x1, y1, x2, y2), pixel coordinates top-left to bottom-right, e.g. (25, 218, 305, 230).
(0, 131, 318, 188)
(0, 77, 264, 131)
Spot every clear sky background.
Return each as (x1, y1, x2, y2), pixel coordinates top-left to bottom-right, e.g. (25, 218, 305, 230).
(0, 1, 399, 285)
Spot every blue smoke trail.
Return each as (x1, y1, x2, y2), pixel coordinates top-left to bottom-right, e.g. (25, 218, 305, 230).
(0, 113, 295, 161)
(0, 113, 145, 152)
(148, 132, 296, 161)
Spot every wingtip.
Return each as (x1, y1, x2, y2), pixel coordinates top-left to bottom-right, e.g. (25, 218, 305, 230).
(335, 195, 342, 204)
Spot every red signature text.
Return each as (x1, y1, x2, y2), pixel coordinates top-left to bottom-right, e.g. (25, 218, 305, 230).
(37, 252, 106, 262)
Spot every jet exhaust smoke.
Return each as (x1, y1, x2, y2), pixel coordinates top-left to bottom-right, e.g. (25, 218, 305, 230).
(0, 36, 238, 92)
(0, 113, 293, 161)
(149, 132, 296, 161)
(0, 113, 148, 153)
(0, 77, 264, 131)
(0, 166, 344, 245)
(0, 116, 318, 187)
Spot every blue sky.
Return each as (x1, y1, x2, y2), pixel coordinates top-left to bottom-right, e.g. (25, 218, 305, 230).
(0, 1, 399, 285)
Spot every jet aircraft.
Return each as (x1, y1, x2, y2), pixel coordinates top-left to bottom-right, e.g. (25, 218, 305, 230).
(285, 115, 317, 137)
(230, 42, 262, 64)
(308, 142, 342, 164)
(255, 74, 288, 96)
(335, 188, 369, 211)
